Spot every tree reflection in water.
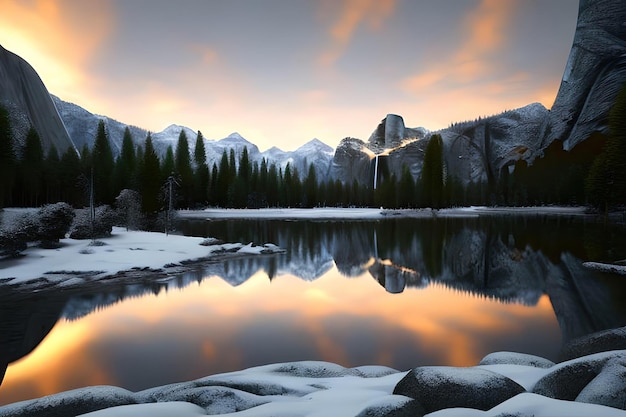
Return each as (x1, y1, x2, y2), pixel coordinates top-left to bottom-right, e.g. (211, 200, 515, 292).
(1, 216, 625, 405)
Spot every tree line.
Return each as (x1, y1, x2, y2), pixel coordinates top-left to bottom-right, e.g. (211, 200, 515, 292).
(1, 82, 625, 221)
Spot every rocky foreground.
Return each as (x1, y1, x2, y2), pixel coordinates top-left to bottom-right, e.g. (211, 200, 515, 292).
(1, 326, 625, 417)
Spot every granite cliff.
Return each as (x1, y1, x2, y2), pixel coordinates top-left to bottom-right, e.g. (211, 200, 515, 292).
(333, 0, 626, 188)
(0, 45, 74, 155)
(545, 0, 626, 151)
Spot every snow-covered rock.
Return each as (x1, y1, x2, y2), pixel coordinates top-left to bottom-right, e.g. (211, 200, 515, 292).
(479, 352, 555, 369)
(560, 325, 626, 361)
(532, 350, 626, 409)
(393, 366, 525, 413)
(4, 349, 626, 417)
(0, 385, 136, 417)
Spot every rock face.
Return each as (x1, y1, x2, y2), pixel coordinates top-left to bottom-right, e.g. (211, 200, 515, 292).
(0, 46, 74, 154)
(544, 0, 626, 150)
(334, 0, 626, 187)
(330, 137, 374, 186)
(367, 114, 428, 154)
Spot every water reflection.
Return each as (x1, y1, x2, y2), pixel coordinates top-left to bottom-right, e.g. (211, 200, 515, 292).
(1, 216, 625, 406)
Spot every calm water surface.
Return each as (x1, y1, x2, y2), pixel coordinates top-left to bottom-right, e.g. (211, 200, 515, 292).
(1, 215, 625, 405)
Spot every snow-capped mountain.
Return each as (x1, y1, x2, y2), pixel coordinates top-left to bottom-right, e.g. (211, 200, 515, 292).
(51, 96, 334, 180)
(261, 138, 335, 181)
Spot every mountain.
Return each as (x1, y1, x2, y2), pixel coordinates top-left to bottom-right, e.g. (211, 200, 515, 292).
(333, 0, 626, 189)
(52, 95, 147, 156)
(261, 138, 335, 181)
(0, 45, 74, 154)
(52, 96, 334, 180)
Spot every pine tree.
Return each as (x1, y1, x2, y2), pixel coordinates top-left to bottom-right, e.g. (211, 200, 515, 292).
(421, 134, 444, 208)
(140, 133, 162, 215)
(161, 146, 175, 179)
(215, 150, 230, 207)
(18, 126, 44, 206)
(232, 146, 251, 207)
(398, 165, 415, 208)
(267, 163, 279, 207)
(0, 105, 15, 207)
(92, 120, 115, 204)
(43, 144, 61, 204)
(303, 163, 317, 207)
(60, 147, 83, 206)
(193, 131, 209, 205)
(114, 127, 137, 193)
(175, 130, 193, 208)
(586, 83, 626, 212)
(209, 163, 218, 206)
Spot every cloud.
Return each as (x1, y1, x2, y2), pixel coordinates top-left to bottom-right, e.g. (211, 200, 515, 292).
(401, 0, 518, 93)
(318, 0, 396, 68)
(0, 0, 114, 103)
(187, 44, 219, 65)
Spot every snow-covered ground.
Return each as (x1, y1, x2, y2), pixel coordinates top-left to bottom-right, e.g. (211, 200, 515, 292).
(0, 225, 284, 287)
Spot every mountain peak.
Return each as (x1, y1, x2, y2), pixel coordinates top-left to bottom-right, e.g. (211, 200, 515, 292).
(226, 132, 246, 140)
(296, 138, 334, 155)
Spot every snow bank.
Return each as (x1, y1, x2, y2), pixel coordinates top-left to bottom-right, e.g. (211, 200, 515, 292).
(4, 351, 626, 417)
(583, 261, 626, 275)
(0, 227, 284, 288)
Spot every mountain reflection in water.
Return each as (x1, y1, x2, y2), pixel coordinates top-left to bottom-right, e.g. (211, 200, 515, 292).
(1, 216, 625, 405)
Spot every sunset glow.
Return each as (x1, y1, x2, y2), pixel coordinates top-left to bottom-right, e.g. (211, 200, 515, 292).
(0, 0, 578, 150)
(0, 266, 559, 404)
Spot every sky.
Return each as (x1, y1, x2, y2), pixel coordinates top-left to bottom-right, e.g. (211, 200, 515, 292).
(0, 0, 578, 151)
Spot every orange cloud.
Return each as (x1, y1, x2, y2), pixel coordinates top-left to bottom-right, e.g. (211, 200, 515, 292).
(318, 0, 396, 67)
(188, 44, 219, 65)
(457, 0, 514, 60)
(0, 0, 114, 103)
(401, 0, 517, 93)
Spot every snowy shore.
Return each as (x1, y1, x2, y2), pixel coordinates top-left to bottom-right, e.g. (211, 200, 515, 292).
(0, 225, 285, 289)
(2, 346, 626, 417)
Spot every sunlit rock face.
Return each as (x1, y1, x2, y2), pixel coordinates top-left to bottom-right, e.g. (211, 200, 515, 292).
(367, 114, 428, 154)
(544, 0, 626, 150)
(335, 0, 626, 186)
(0, 46, 74, 154)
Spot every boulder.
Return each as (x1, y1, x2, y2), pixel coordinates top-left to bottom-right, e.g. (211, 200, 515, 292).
(393, 366, 525, 413)
(560, 326, 626, 361)
(532, 350, 626, 409)
(136, 384, 267, 414)
(0, 386, 136, 417)
(355, 396, 425, 417)
(479, 351, 555, 369)
(576, 356, 626, 410)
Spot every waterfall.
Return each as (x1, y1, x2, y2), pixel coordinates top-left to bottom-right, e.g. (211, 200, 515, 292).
(373, 154, 379, 190)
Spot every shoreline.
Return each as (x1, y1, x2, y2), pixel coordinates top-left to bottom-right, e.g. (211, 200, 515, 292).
(2, 342, 626, 417)
(178, 206, 593, 220)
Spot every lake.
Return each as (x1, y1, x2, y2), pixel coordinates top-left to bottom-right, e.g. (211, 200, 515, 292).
(1, 214, 625, 406)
